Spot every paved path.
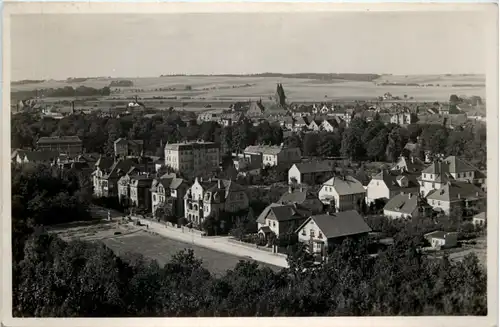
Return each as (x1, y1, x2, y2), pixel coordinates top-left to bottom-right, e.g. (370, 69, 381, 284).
(134, 218, 289, 268)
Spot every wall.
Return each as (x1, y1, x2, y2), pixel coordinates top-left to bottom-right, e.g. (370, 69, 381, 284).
(366, 179, 390, 204)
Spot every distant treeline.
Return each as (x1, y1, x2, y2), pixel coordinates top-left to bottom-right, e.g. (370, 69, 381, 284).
(160, 73, 381, 82)
(12, 80, 45, 85)
(109, 80, 134, 87)
(11, 86, 111, 101)
(378, 82, 485, 88)
(66, 77, 90, 83)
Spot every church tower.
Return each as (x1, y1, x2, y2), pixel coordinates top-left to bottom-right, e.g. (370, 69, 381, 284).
(275, 83, 287, 108)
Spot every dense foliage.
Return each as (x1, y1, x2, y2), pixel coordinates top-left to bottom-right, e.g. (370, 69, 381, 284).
(14, 230, 487, 317)
(11, 86, 111, 101)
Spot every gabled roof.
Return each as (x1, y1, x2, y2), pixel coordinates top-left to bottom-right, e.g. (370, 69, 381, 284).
(278, 188, 322, 208)
(205, 179, 246, 198)
(426, 181, 485, 202)
(424, 231, 457, 240)
(292, 161, 333, 174)
(473, 212, 486, 221)
(256, 203, 311, 224)
(95, 156, 115, 170)
(322, 175, 365, 195)
(443, 156, 479, 174)
(391, 156, 426, 173)
(105, 158, 140, 179)
(244, 145, 284, 155)
(384, 193, 429, 214)
(298, 210, 372, 239)
(372, 170, 420, 190)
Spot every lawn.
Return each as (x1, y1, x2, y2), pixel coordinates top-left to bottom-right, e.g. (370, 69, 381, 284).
(101, 231, 282, 276)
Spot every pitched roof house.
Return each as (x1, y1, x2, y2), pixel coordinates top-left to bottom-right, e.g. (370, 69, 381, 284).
(256, 203, 312, 237)
(296, 210, 372, 257)
(425, 181, 485, 215)
(318, 175, 366, 211)
(288, 161, 334, 185)
(366, 170, 420, 204)
(278, 186, 324, 214)
(383, 193, 432, 219)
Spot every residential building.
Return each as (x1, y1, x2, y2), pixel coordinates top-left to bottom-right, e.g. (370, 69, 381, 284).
(184, 178, 248, 226)
(244, 144, 301, 168)
(308, 118, 323, 131)
(418, 161, 452, 197)
(424, 231, 458, 249)
(114, 138, 144, 157)
(164, 141, 220, 176)
(442, 156, 486, 185)
(473, 212, 486, 227)
(288, 161, 334, 185)
(383, 193, 432, 219)
(202, 179, 249, 218)
(390, 112, 415, 125)
(256, 203, 311, 238)
(218, 112, 244, 126)
(366, 170, 420, 204)
(37, 136, 83, 156)
(329, 108, 354, 126)
(151, 174, 188, 218)
(278, 186, 324, 214)
(391, 156, 426, 174)
(320, 118, 342, 132)
(296, 210, 372, 258)
(92, 157, 146, 198)
(293, 116, 309, 130)
(129, 175, 154, 210)
(318, 175, 366, 211)
(425, 181, 485, 215)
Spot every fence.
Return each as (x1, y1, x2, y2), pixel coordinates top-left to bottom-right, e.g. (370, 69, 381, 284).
(227, 238, 273, 253)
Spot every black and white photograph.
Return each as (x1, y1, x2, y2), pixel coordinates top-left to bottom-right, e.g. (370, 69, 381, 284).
(2, 2, 498, 324)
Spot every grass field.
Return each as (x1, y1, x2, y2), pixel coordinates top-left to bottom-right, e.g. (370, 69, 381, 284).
(49, 221, 281, 276)
(12, 74, 486, 103)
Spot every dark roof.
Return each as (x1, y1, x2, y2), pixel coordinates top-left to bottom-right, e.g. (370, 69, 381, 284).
(384, 193, 429, 214)
(322, 175, 366, 195)
(205, 180, 246, 198)
(278, 189, 323, 212)
(373, 170, 420, 190)
(426, 181, 485, 202)
(299, 210, 372, 239)
(37, 136, 82, 145)
(424, 231, 457, 240)
(21, 150, 59, 162)
(443, 156, 479, 174)
(256, 203, 311, 224)
(292, 161, 333, 174)
(391, 156, 426, 174)
(95, 157, 115, 170)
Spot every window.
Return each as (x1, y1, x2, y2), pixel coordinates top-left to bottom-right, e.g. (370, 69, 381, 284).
(273, 221, 276, 227)
(437, 201, 441, 206)
(153, 195, 156, 201)
(310, 229, 315, 238)
(376, 182, 379, 186)
(424, 174, 427, 179)
(318, 232, 323, 239)
(302, 229, 306, 236)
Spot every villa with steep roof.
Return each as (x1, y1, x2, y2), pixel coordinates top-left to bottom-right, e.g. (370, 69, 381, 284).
(256, 203, 312, 238)
(366, 170, 420, 204)
(296, 210, 372, 258)
(184, 178, 248, 226)
(318, 175, 366, 211)
(150, 174, 189, 218)
(425, 181, 485, 215)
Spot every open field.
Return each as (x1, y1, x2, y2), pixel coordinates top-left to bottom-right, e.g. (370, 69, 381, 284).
(12, 75, 486, 103)
(48, 221, 281, 276)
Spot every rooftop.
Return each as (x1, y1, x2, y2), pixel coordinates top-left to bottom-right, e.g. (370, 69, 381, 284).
(322, 175, 365, 195)
(299, 210, 372, 239)
(37, 136, 82, 145)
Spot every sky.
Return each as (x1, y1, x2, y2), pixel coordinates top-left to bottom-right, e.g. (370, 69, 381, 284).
(11, 11, 490, 80)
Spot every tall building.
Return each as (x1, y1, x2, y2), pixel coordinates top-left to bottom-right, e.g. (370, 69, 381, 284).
(164, 141, 220, 175)
(37, 136, 83, 156)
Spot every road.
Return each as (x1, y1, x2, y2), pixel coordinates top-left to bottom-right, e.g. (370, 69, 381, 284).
(134, 217, 289, 268)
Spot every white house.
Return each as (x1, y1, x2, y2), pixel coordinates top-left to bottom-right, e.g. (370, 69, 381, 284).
(473, 212, 486, 227)
(296, 210, 372, 258)
(425, 181, 485, 215)
(256, 203, 311, 238)
(424, 231, 458, 249)
(288, 161, 334, 185)
(318, 175, 366, 211)
(366, 170, 420, 204)
(244, 144, 301, 168)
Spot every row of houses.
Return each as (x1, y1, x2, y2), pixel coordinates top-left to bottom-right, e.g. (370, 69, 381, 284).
(285, 154, 486, 218)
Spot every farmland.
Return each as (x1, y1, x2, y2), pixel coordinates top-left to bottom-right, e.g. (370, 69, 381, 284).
(11, 74, 486, 103)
